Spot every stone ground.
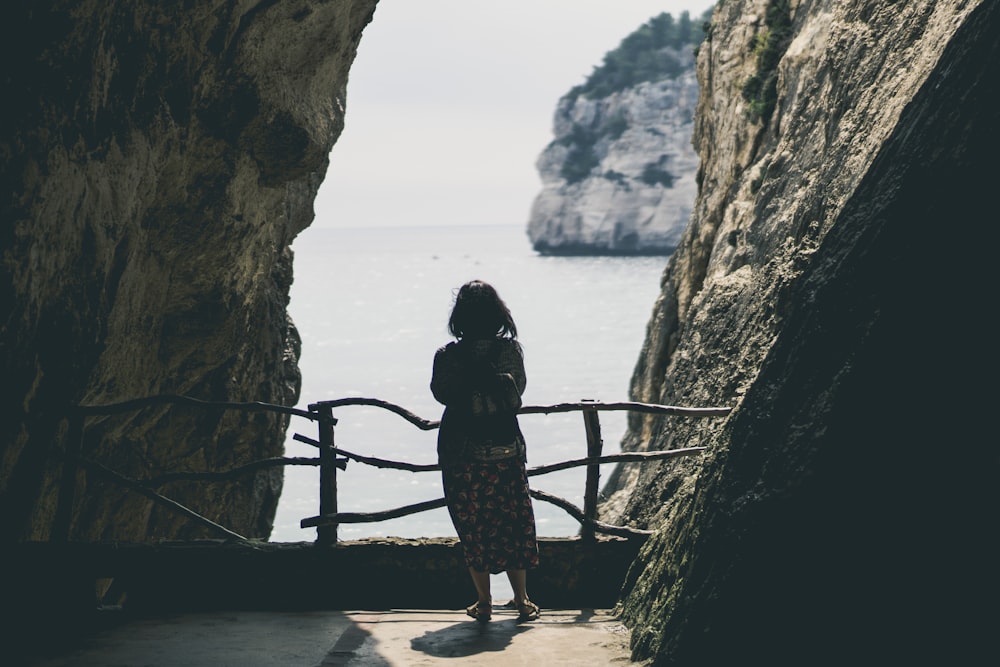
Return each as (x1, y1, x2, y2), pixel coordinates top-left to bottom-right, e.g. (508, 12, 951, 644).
(19, 606, 644, 666)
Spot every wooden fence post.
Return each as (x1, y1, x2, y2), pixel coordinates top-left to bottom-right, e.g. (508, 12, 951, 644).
(581, 400, 603, 542)
(316, 405, 339, 545)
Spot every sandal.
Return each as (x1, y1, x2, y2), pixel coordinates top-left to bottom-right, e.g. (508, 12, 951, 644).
(466, 599, 492, 622)
(515, 599, 540, 622)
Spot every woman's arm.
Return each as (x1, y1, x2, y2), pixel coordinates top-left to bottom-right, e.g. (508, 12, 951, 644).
(430, 344, 470, 407)
(488, 341, 526, 412)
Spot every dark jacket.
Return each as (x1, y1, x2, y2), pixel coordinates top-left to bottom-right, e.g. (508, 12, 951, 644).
(430, 337, 526, 464)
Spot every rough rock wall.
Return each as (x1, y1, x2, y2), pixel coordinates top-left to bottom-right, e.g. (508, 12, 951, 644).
(527, 47, 699, 255)
(601, 0, 998, 663)
(0, 1, 378, 542)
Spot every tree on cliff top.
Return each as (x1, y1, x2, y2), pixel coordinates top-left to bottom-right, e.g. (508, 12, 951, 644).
(569, 8, 713, 101)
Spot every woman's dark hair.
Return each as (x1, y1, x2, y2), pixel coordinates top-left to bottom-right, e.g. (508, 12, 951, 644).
(448, 280, 517, 339)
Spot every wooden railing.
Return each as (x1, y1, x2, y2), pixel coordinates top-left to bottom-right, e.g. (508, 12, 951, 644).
(55, 395, 731, 545)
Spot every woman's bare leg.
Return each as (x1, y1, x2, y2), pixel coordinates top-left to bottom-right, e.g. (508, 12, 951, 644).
(507, 569, 539, 619)
(506, 569, 528, 604)
(469, 567, 491, 604)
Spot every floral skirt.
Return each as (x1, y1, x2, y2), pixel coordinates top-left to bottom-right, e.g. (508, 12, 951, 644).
(442, 459, 540, 574)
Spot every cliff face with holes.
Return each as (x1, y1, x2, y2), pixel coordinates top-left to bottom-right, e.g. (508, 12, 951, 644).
(527, 48, 699, 255)
(600, 0, 998, 664)
(0, 1, 378, 542)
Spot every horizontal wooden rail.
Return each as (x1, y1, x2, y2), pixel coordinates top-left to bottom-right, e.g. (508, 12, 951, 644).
(301, 498, 448, 527)
(82, 459, 247, 541)
(332, 447, 439, 472)
(300, 489, 654, 539)
(304, 397, 732, 432)
(526, 447, 707, 476)
(74, 394, 317, 421)
(519, 401, 731, 417)
(286, 443, 708, 476)
(528, 489, 654, 538)
(310, 398, 439, 430)
(139, 457, 340, 487)
(60, 395, 321, 543)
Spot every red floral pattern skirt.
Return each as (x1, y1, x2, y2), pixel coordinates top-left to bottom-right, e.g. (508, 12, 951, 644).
(442, 459, 540, 574)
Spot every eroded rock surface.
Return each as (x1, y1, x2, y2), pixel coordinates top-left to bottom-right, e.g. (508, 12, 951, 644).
(527, 57, 699, 255)
(601, 0, 998, 663)
(0, 1, 378, 541)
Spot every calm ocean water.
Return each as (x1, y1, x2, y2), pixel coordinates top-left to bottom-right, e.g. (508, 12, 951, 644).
(271, 225, 667, 546)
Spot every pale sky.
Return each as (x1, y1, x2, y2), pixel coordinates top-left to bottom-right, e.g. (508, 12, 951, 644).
(313, 1, 716, 229)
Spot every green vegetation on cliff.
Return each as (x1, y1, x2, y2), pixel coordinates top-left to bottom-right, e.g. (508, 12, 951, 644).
(555, 9, 712, 185)
(568, 9, 713, 102)
(740, 0, 793, 123)
(557, 109, 629, 183)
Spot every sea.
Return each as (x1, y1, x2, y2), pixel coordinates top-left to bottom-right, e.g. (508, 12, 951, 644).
(270, 225, 667, 569)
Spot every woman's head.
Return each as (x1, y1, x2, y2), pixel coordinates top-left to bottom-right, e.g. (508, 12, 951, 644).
(448, 280, 517, 339)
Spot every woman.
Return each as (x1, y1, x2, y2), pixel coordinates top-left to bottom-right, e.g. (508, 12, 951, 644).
(430, 280, 540, 622)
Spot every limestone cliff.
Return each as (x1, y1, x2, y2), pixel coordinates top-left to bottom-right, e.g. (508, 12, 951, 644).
(0, 1, 378, 542)
(527, 13, 704, 255)
(601, 0, 998, 663)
